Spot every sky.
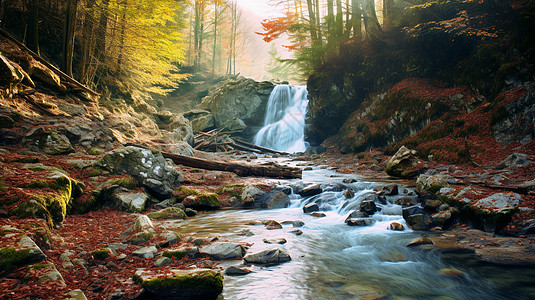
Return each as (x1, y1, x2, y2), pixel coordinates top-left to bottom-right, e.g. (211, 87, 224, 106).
(235, 0, 284, 19)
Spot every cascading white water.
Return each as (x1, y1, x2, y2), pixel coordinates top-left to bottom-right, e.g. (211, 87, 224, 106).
(253, 85, 309, 153)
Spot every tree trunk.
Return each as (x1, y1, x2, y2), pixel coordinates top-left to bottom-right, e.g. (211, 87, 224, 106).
(383, 0, 393, 29)
(336, 0, 343, 37)
(315, 0, 322, 45)
(117, 0, 128, 74)
(327, 0, 334, 44)
(161, 151, 302, 179)
(305, 0, 318, 46)
(211, 2, 218, 77)
(26, 0, 40, 55)
(362, 0, 382, 42)
(352, 0, 362, 40)
(61, 0, 78, 78)
(78, 0, 95, 84)
(95, 0, 110, 76)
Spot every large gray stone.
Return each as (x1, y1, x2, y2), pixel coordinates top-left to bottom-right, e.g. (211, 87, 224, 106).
(95, 146, 183, 199)
(115, 192, 148, 212)
(200, 242, 245, 260)
(474, 193, 521, 213)
(243, 249, 291, 265)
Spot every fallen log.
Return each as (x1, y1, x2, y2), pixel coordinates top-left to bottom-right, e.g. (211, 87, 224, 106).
(124, 143, 302, 179)
(233, 139, 285, 155)
(162, 152, 302, 179)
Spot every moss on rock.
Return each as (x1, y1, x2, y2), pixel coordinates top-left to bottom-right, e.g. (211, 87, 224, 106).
(0, 247, 34, 276)
(147, 207, 186, 220)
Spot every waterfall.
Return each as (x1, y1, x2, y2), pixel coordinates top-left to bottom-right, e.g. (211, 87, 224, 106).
(253, 85, 309, 153)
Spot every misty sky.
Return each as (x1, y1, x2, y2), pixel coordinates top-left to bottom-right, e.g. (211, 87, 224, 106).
(235, 0, 284, 18)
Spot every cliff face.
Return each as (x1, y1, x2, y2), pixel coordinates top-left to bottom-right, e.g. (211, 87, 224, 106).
(305, 0, 535, 165)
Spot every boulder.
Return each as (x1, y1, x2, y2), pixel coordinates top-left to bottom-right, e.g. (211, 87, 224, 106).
(163, 247, 202, 259)
(298, 184, 322, 197)
(94, 146, 183, 199)
(23, 126, 74, 155)
(133, 215, 154, 232)
(402, 206, 435, 231)
(199, 242, 244, 260)
(303, 203, 319, 213)
(166, 141, 194, 157)
(0, 235, 46, 276)
(134, 268, 223, 299)
(473, 193, 521, 213)
(147, 207, 187, 220)
(263, 238, 287, 244)
(346, 218, 374, 226)
(343, 189, 354, 199)
(132, 246, 158, 258)
(201, 77, 274, 128)
(360, 200, 378, 215)
(243, 249, 291, 265)
(394, 196, 417, 208)
(241, 185, 264, 207)
(182, 194, 220, 210)
(183, 109, 216, 133)
(114, 192, 148, 213)
(384, 146, 424, 178)
(432, 208, 458, 228)
(416, 174, 449, 193)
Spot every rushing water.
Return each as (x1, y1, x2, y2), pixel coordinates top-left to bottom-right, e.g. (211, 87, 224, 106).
(253, 85, 309, 153)
(173, 165, 535, 300)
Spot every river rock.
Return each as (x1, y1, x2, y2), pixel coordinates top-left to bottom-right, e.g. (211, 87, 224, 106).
(182, 194, 220, 210)
(153, 257, 172, 267)
(292, 220, 305, 227)
(263, 238, 287, 244)
(406, 237, 434, 247)
(432, 208, 458, 228)
(166, 141, 194, 157)
(225, 266, 252, 276)
(402, 206, 435, 231)
(264, 220, 283, 229)
(299, 184, 323, 197)
(394, 196, 417, 208)
(360, 200, 378, 215)
(95, 146, 183, 199)
(267, 192, 291, 209)
(389, 222, 405, 231)
(310, 212, 327, 218)
(147, 207, 187, 220)
(134, 268, 223, 299)
(384, 146, 424, 178)
(303, 203, 319, 213)
(346, 218, 374, 226)
(290, 229, 303, 235)
(241, 185, 264, 207)
(345, 210, 368, 224)
(423, 199, 443, 212)
(416, 174, 449, 193)
(243, 249, 291, 265)
(343, 189, 355, 199)
(199, 242, 244, 260)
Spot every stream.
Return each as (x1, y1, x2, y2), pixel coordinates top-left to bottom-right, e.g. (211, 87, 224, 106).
(179, 85, 533, 299)
(175, 164, 535, 300)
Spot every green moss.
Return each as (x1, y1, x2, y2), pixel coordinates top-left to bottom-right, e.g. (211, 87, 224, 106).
(147, 207, 186, 220)
(193, 239, 207, 246)
(0, 176, 6, 192)
(133, 273, 143, 284)
(27, 263, 52, 270)
(104, 176, 139, 189)
(176, 186, 199, 200)
(91, 249, 110, 260)
(427, 184, 443, 194)
(0, 247, 33, 276)
(198, 194, 220, 207)
(162, 250, 187, 260)
(141, 270, 223, 295)
(87, 147, 105, 155)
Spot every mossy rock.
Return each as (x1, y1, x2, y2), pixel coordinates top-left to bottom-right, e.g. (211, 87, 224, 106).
(162, 250, 187, 260)
(133, 268, 223, 299)
(11, 173, 83, 227)
(87, 147, 105, 155)
(176, 186, 199, 201)
(182, 193, 220, 211)
(124, 230, 155, 245)
(91, 248, 110, 260)
(103, 176, 139, 190)
(147, 207, 186, 220)
(0, 247, 34, 276)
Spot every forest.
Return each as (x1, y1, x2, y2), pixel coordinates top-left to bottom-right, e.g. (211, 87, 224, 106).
(1, 0, 535, 299)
